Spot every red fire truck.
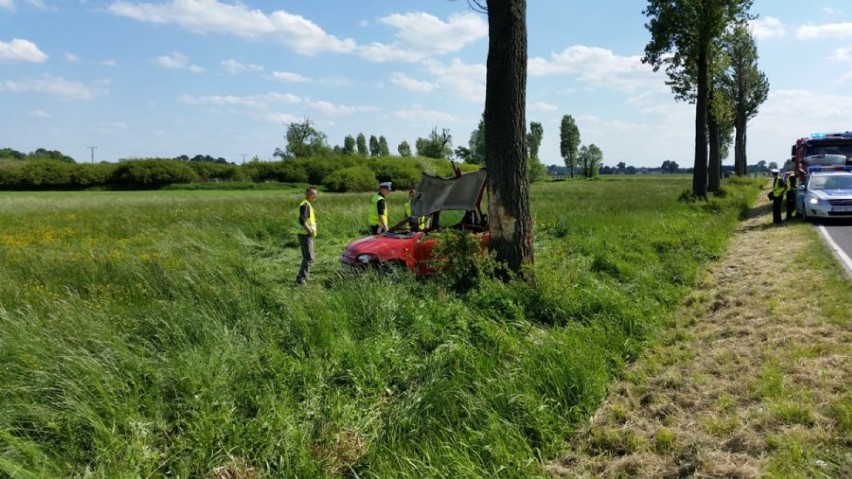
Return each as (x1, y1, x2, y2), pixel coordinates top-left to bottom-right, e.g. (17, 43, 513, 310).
(790, 131, 852, 179)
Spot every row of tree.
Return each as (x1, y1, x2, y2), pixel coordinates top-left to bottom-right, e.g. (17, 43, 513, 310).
(643, 0, 769, 197)
(0, 154, 474, 191)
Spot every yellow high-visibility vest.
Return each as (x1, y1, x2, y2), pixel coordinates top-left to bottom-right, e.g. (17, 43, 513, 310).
(368, 193, 387, 227)
(295, 199, 316, 236)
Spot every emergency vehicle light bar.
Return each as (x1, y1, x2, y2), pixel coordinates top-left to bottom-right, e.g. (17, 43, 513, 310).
(810, 131, 852, 139)
(808, 165, 852, 173)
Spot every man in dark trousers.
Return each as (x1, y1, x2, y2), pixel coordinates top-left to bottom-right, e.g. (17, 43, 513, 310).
(785, 171, 798, 220)
(368, 182, 392, 234)
(770, 169, 786, 225)
(295, 186, 317, 285)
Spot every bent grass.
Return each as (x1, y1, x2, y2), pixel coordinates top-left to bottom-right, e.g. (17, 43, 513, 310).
(0, 178, 762, 477)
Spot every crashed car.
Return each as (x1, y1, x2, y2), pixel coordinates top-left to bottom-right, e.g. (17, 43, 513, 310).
(795, 166, 852, 221)
(340, 168, 489, 276)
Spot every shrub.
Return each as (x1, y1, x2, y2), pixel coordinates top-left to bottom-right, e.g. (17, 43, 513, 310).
(187, 162, 243, 183)
(110, 159, 199, 189)
(366, 157, 421, 190)
(69, 163, 114, 187)
(20, 160, 74, 187)
(323, 166, 376, 192)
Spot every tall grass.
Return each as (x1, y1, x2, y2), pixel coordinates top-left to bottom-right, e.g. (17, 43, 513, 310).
(0, 177, 759, 477)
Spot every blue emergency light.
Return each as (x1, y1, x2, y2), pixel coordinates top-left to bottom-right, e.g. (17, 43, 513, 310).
(808, 165, 852, 173)
(810, 131, 852, 139)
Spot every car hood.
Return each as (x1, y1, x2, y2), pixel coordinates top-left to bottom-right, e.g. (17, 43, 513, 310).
(810, 189, 852, 199)
(411, 169, 487, 216)
(342, 232, 418, 258)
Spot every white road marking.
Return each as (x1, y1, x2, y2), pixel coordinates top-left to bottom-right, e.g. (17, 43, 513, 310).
(817, 225, 852, 280)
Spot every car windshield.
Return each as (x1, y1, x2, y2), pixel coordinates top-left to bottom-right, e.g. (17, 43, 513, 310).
(809, 174, 852, 190)
(805, 143, 852, 162)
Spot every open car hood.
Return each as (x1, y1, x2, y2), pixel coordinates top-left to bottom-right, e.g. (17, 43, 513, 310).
(411, 169, 487, 217)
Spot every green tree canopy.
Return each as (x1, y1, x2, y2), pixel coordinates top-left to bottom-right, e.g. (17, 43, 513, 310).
(415, 127, 453, 159)
(281, 118, 330, 159)
(560, 115, 580, 178)
(643, 0, 753, 196)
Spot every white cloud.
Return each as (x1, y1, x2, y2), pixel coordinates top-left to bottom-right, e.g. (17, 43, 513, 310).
(822, 8, 842, 17)
(797, 22, 852, 40)
(64, 53, 80, 63)
(179, 92, 301, 110)
(393, 107, 460, 125)
(307, 100, 377, 117)
(529, 45, 654, 93)
(0, 38, 48, 62)
(841, 71, 852, 83)
(0, 75, 106, 99)
(26, 0, 46, 10)
(529, 101, 558, 113)
(423, 58, 486, 99)
(100, 59, 117, 66)
(749, 17, 786, 40)
(28, 109, 50, 118)
(153, 52, 204, 72)
(359, 12, 487, 63)
(830, 47, 852, 61)
(0, 0, 14, 11)
(388, 72, 434, 92)
(108, 0, 356, 55)
(272, 71, 311, 83)
(222, 59, 264, 74)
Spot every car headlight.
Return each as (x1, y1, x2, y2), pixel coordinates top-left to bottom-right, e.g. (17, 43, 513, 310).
(808, 197, 819, 205)
(356, 254, 373, 264)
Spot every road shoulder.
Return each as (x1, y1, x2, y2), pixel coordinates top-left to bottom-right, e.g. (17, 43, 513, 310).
(545, 193, 852, 478)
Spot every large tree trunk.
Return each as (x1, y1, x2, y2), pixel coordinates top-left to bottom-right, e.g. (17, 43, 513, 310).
(484, 0, 534, 283)
(693, 39, 709, 197)
(708, 89, 721, 193)
(734, 114, 747, 176)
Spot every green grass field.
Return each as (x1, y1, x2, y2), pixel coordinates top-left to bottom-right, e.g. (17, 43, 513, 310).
(0, 176, 761, 478)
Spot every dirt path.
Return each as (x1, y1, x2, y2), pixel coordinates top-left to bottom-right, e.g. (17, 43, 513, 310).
(546, 195, 851, 478)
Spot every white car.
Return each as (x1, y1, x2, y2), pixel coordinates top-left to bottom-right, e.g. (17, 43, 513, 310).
(796, 169, 852, 221)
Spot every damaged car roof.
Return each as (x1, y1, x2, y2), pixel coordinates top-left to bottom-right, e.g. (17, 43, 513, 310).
(411, 169, 487, 217)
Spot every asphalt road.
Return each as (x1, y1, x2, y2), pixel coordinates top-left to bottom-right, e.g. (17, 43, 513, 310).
(818, 223, 852, 278)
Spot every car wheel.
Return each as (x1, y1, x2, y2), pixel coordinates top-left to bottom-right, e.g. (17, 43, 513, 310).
(378, 261, 406, 281)
(802, 208, 811, 223)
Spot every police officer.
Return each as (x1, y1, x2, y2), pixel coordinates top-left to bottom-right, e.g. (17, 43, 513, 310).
(770, 168, 786, 225)
(368, 182, 392, 234)
(295, 186, 317, 285)
(785, 172, 798, 220)
(403, 188, 428, 231)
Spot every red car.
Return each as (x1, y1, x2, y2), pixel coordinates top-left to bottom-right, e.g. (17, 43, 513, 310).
(340, 168, 489, 277)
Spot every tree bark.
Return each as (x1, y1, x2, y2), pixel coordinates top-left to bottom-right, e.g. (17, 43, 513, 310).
(693, 36, 709, 197)
(734, 115, 747, 176)
(484, 0, 534, 284)
(708, 89, 721, 193)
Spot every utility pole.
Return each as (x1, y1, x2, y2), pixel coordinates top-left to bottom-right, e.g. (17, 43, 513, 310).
(87, 146, 97, 164)
(241, 153, 247, 164)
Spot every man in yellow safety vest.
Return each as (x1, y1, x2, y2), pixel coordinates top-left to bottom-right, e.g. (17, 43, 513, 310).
(368, 182, 392, 234)
(295, 186, 317, 285)
(770, 168, 786, 225)
(403, 188, 428, 231)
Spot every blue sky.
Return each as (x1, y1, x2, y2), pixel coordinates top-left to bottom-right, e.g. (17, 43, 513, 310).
(2, 0, 852, 167)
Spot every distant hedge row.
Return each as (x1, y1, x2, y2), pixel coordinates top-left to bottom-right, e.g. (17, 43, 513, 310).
(0, 156, 478, 191)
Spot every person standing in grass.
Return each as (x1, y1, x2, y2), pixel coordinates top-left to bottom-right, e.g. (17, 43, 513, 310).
(296, 186, 317, 285)
(403, 188, 426, 231)
(368, 181, 392, 234)
(770, 168, 786, 225)
(785, 172, 798, 220)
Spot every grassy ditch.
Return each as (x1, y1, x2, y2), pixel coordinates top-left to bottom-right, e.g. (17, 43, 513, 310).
(0, 176, 760, 477)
